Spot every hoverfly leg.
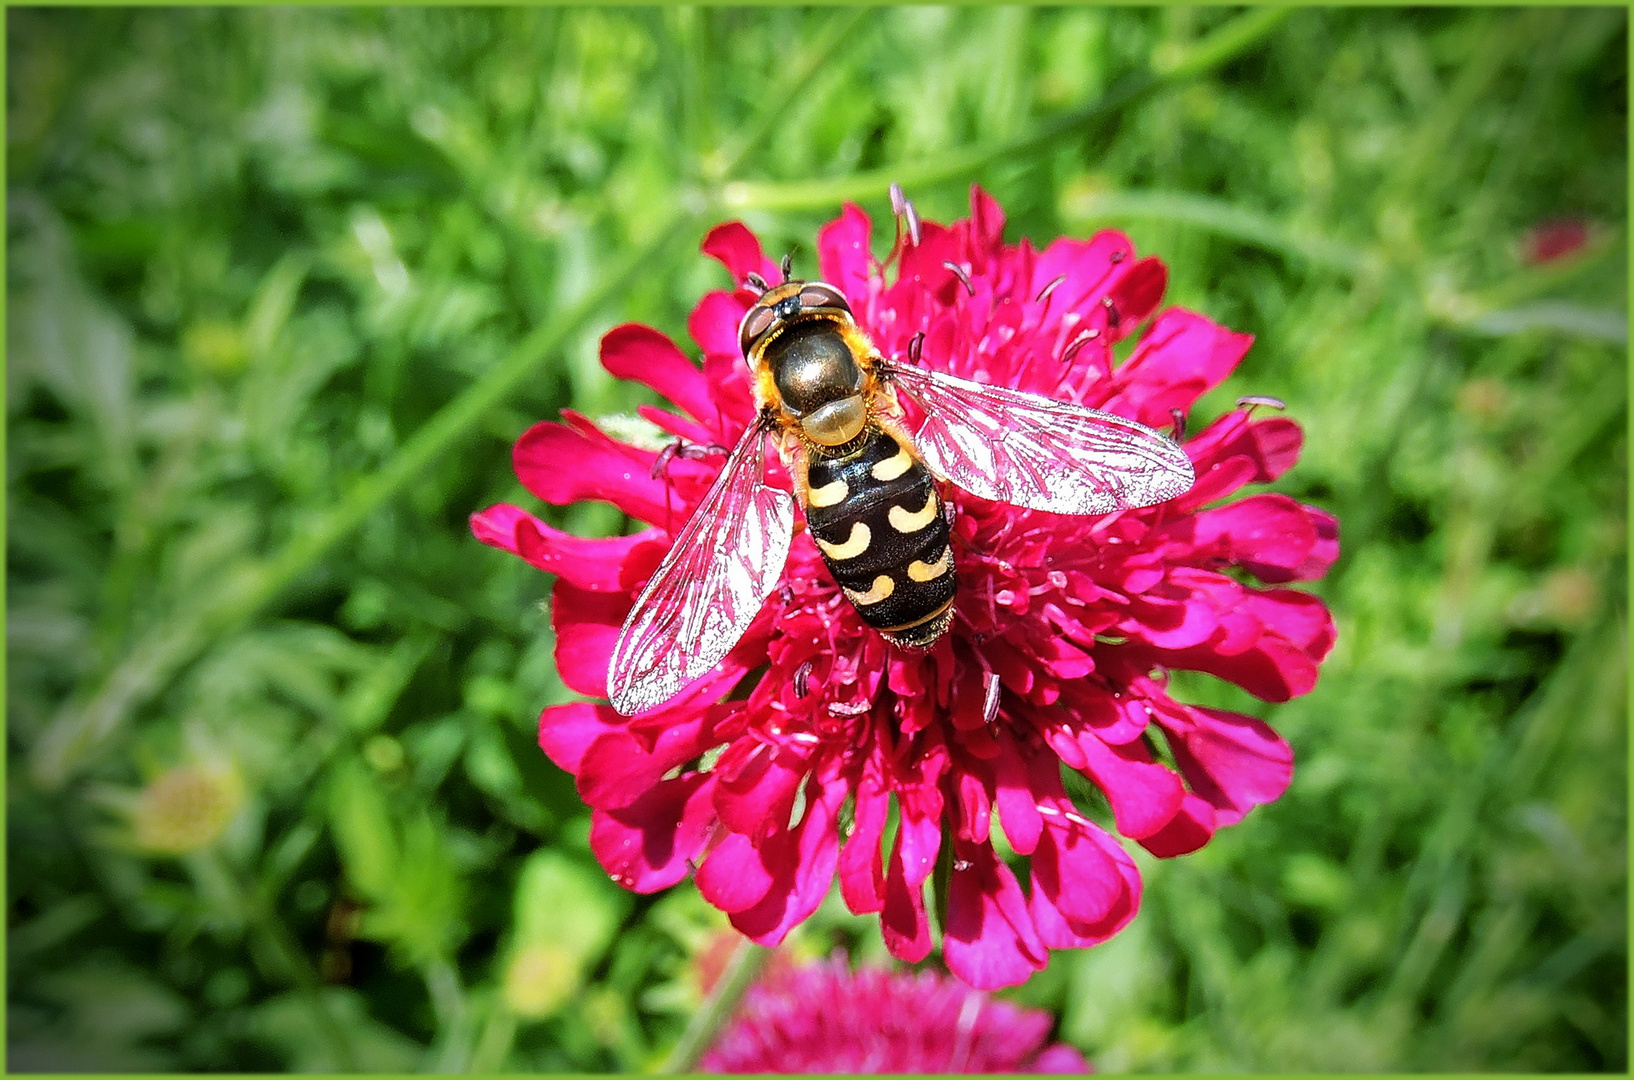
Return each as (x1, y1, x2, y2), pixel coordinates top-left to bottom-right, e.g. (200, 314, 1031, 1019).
(650, 439, 681, 480)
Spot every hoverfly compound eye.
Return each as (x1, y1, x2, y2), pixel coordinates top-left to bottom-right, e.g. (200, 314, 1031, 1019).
(738, 304, 778, 358)
(798, 283, 851, 314)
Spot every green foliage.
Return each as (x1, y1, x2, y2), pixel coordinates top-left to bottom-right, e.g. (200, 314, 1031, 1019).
(7, 6, 1625, 1072)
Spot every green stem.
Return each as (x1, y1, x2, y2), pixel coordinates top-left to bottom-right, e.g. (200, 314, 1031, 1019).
(199, 849, 359, 1072)
(722, 6, 1292, 213)
(657, 937, 772, 1074)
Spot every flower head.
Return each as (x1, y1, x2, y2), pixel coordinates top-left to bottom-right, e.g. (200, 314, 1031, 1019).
(473, 188, 1339, 989)
(699, 955, 1090, 1074)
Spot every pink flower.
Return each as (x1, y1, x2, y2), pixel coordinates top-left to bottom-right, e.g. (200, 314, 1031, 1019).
(1520, 217, 1594, 265)
(472, 188, 1339, 990)
(698, 955, 1091, 1074)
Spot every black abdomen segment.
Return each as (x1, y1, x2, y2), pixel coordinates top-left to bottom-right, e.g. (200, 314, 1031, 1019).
(801, 428, 956, 646)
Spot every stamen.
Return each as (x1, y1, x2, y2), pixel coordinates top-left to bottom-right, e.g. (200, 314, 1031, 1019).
(1109, 250, 1126, 264)
(827, 699, 871, 718)
(1169, 407, 1187, 442)
(793, 659, 813, 699)
(981, 672, 1001, 725)
(905, 200, 921, 247)
(943, 261, 975, 297)
(745, 271, 769, 294)
(1060, 328, 1100, 364)
(1102, 295, 1121, 330)
(1033, 273, 1067, 305)
(1237, 394, 1287, 412)
(908, 331, 924, 366)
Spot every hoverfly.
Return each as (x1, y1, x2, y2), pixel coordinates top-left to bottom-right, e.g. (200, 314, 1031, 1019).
(607, 261, 1194, 716)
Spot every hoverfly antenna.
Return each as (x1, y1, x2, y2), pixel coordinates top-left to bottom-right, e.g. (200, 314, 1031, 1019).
(745, 271, 769, 295)
(780, 252, 794, 282)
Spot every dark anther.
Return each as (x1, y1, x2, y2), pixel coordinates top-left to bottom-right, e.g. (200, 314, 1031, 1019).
(793, 660, 813, 699)
(1061, 328, 1100, 365)
(745, 271, 769, 294)
(778, 583, 795, 605)
(908, 331, 925, 365)
(780, 252, 794, 282)
(1034, 274, 1068, 305)
(1169, 407, 1187, 442)
(1109, 250, 1126, 264)
(943, 261, 975, 297)
(1102, 295, 1121, 330)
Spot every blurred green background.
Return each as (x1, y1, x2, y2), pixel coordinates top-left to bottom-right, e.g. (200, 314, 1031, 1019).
(6, 6, 1626, 1072)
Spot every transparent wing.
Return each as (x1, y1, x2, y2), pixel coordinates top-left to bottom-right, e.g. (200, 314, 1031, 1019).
(885, 362, 1194, 515)
(608, 417, 794, 716)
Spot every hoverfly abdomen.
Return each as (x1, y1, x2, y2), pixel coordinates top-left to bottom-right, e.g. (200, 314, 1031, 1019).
(801, 428, 956, 649)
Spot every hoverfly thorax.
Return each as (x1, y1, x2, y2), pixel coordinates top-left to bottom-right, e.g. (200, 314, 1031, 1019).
(740, 280, 876, 448)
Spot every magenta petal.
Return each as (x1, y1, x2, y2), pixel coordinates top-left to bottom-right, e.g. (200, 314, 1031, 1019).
(839, 775, 890, 914)
(514, 413, 703, 525)
(1170, 706, 1294, 827)
(724, 776, 846, 946)
(590, 772, 718, 891)
(473, 504, 665, 592)
(600, 323, 718, 428)
(1187, 413, 1304, 484)
(992, 744, 1043, 856)
(1106, 308, 1254, 428)
(551, 583, 626, 697)
(576, 710, 716, 811)
(713, 741, 811, 841)
(1295, 507, 1341, 580)
(537, 702, 623, 775)
(701, 221, 779, 285)
(1030, 815, 1124, 929)
(688, 290, 750, 366)
(696, 831, 777, 913)
(1106, 256, 1168, 334)
(880, 834, 933, 962)
(1136, 791, 1217, 858)
(1032, 1044, 1094, 1073)
(1029, 820, 1141, 946)
(1075, 734, 1185, 840)
(816, 203, 874, 309)
(942, 839, 1048, 991)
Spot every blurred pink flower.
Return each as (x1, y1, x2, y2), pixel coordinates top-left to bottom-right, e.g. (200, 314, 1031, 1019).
(473, 188, 1338, 989)
(1520, 217, 1593, 265)
(699, 955, 1090, 1074)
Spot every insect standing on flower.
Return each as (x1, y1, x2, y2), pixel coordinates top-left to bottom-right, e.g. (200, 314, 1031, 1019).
(607, 205, 1196, 717)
